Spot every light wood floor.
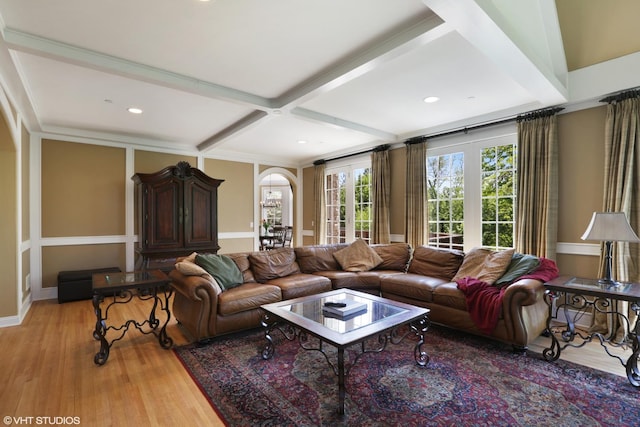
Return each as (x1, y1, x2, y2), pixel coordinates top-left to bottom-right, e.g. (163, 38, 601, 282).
(0, 297, 630, 426)
(0, 298, 224, 426)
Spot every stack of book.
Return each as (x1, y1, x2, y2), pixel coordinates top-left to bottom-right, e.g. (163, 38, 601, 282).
(322, 300, 367, 319)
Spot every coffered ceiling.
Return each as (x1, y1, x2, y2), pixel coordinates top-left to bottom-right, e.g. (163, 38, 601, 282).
(0, 1, 632, 166)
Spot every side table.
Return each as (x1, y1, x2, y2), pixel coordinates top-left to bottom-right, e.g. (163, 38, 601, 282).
(92, 270, 173, 365)
(542, 275, 640, 387)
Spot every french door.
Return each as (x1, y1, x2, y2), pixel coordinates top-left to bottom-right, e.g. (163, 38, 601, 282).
(325, 162, 371, 244)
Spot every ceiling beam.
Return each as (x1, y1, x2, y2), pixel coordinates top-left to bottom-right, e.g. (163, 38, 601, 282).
(2, 27, 274, 110)
(197, 110, 268, 152)
(291, 108, 397, 142)
(273, 14, 450, 109)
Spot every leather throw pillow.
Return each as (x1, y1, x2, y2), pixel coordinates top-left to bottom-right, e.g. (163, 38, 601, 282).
(453, 247, 515, 285)
(333, 238, 383, 272)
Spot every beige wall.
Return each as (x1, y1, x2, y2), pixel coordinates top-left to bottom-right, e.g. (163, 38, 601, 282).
(205, 158, 253, 235)
(133, 150, 196, 174)
(259, 164, 297, 177)
(557, 0, 640, 71)
(42, 244, 126, 289)
(389, 147, 407, 239)
(0, 109, 18, 317)
(555, 106, 607, 278)
(40, 140, 127, 289)
(301, 166, 315, 246)
(218, 238, 254, 254)
(42, 140, 126, 237)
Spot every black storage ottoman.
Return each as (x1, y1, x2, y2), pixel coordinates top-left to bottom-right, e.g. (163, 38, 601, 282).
(57, 267, 121, 303)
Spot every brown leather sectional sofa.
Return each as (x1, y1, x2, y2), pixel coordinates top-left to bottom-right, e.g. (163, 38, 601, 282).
(169, 243, 550, 350)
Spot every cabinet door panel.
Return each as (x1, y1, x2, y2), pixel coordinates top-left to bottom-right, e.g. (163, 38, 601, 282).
(147, 179, 183, 249)
(184, 179, 218, 247)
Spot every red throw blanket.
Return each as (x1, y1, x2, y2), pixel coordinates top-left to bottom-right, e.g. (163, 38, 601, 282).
(456, 258, 559, 334)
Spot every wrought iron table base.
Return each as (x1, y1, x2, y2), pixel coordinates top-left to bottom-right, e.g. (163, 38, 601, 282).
(92, 287, 174, 365)
(543, 289, 640, 387)
(261, 313, 430, 415)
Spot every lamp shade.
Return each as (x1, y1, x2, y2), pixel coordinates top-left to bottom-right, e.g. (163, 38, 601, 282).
(581, 212, 640, 242)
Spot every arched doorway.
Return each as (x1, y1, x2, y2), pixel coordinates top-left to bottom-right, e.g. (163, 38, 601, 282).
(257, 168, 297, 248)
(259, 172, 292, 229)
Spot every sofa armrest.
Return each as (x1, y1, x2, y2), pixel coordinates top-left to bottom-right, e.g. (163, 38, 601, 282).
(169, 269, 223, 341)
(170, 269, 222, 299)
(501, 278, 547, 348)
(501, 278, 544, 307)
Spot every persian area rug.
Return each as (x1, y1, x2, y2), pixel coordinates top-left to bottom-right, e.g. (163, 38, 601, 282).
(173, 325, 639, 426)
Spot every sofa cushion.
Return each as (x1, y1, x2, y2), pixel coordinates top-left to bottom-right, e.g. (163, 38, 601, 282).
(217, 283, 282, 316)
(314, 270, 401, 291)
(266, 273, 331, 300)
(371, 243, 411, 271)
(294, 245, 346, 273)
(195, 254, 244, 291)
(432, 282, 468, 312)
(452, 247, 515, 285)
(333, 239, 383, 272)
(226, 252, 256, 283)
(408, 246, 465, 281)
(495, 253, 540, 287)
(249, 247, 301, 283)
(380, 273, 449, 303)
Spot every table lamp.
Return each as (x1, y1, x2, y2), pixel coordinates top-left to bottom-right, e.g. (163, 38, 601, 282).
(581, 212, 640, 286)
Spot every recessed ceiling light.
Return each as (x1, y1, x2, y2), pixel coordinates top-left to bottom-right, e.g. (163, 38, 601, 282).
(423, 96, 439, 103)
(127, 107, 143, 114)
(297, 140, 308, 144)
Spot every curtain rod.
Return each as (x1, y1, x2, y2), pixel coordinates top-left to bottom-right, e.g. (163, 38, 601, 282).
(313, 144, 389, 165)
(313, 106, 564, 163)
(405, 106, 564, 145)
(599, 87, 640, 103)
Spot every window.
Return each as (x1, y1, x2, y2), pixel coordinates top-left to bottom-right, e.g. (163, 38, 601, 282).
(481, 144, 516, 249)
(427, 130, 517, 251)
(325, 162, 372, 244)
(427, 153, 464, 250)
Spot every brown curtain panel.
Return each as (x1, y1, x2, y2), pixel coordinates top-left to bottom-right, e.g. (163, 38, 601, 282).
(592, 94, 640, 340)
(371, 148, 391, 244)
(314, 162, 326, 245)
(515, 114, 559, 259)
(405, 141, 427, 247)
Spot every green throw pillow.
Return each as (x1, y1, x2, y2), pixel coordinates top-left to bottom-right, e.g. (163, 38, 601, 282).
(195, 254, 243, 291)
(495, 253, 540, 286)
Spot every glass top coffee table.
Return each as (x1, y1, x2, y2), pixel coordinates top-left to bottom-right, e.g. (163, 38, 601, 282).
(260, 289, 430, 415)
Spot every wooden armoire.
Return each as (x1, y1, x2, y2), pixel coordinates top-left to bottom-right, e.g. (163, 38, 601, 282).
(132, 162, 224, 270)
